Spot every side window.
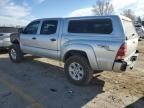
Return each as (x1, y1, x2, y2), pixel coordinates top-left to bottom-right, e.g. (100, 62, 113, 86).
(40, 20, 58, 35)
(68, 19, 113, 34)
(23, 21, 40, 34)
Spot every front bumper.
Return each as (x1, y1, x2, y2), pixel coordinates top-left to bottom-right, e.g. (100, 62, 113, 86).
(113, 50, 139, 72)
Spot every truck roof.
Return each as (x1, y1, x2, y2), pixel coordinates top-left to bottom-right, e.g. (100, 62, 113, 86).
(32, 15, 132, 22)
(65, 15, 131, 21)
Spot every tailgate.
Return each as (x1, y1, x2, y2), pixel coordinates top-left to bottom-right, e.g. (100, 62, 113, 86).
(126, 37, 139, 58)
(122, 19, 139, 58)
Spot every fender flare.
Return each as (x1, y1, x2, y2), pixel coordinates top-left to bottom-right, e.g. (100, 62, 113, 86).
(61, 43, 99, 70)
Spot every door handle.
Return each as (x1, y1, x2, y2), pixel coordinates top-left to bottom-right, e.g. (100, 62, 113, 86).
(50, 38, 56, 41)
(32, 37, 36, 40)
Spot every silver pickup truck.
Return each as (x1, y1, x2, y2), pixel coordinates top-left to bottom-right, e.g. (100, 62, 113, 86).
(9, 15, 139, 85)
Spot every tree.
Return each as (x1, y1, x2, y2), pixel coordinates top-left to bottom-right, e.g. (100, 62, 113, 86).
(93, 0, 114, 16)
(122, 9, 136, 21)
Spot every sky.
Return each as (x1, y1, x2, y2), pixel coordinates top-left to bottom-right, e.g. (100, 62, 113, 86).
(0, 0, 143, 26)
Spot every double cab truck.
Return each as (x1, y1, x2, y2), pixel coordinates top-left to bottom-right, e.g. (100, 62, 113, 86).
(9, 15, 139, 85)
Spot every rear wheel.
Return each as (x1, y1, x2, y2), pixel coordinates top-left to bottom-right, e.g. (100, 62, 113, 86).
(9, 44, 23, 63)
(64, 55, 93, 86)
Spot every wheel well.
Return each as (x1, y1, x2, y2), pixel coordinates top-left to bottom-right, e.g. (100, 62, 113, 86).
(12, 40, 19, 45)
(64, 50, 89, 62)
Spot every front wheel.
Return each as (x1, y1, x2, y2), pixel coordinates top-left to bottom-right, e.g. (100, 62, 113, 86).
(64, 55, 93, 86)
(9, 44, 23, 63)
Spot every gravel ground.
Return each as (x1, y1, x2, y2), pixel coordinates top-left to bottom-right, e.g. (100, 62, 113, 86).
(0, 40, 143, 108)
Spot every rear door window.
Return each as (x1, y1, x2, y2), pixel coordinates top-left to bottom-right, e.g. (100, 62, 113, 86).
(40, 20, 58, 35)
(68, 19, 113, 34)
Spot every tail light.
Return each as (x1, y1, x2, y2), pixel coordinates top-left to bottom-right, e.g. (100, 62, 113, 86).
(116, 43, 127, 60)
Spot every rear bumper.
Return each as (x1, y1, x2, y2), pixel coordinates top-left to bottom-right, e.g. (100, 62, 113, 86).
(113, 50, 139, 72)
(0, 38, 11, 48)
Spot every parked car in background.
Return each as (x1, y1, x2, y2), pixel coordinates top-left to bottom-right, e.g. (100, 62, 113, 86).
(0, 27, 18, 50)
(9, 15, 139, 85)
(134, 24, 144, 39)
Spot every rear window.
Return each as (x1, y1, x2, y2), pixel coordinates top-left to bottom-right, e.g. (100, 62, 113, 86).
(122, 20, 137, 39)
(68, 19, 113, 34)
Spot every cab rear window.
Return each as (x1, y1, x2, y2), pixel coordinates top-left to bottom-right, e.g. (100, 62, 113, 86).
(68, 19, 113, 34)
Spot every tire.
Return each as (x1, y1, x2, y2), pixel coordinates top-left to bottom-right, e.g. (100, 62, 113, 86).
(9, 44, 23, 63)
(64, 55, 93, 86)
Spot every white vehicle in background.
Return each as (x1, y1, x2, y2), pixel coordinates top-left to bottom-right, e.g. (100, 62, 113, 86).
(135, 24, 144, 39)
(0, 27, 18, 50)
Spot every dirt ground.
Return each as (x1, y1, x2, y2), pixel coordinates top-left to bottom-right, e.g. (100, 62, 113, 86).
(0, 40, 144, 108)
